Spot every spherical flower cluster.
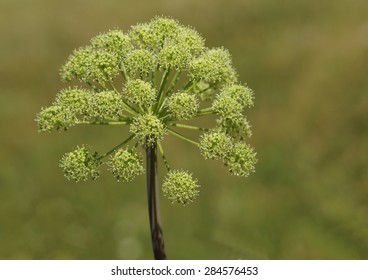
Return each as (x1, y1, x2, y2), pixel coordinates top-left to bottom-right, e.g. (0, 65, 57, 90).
(222, 84, 254, 108)
(189, 48, 237, 85)
(128, 16, 204, 64)
(87, 91, 124, 119)
(130, 114, 166, 146)
(212, 92, 243, 118)
(90, 29, 132, 61)
(59, 146, 101, 182)
(60, 47, 120, 84)
(162, 170, 200, 205)
(123, 79, 156, 109)
(212, 84, 254, 139)
(199, 130, 233, 160)
(157, 44, 191, 70)
(125, 49, 156, 76)
(226, 142, 257, 177)
(166, 92, 199, 120)
(108, 148, 144, 182)
(36, 105, 77, 132)
(54, 87, 90, 116)
(199, 131, 257, 177)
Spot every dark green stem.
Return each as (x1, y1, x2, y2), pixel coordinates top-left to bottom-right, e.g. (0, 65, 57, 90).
(146, 141, 167, 260)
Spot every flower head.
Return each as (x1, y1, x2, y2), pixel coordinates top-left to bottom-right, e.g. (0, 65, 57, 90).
(221, 84, 254, 108)
(87, 91, 124, 119)
(166, 92, 199, 120)
(38, 16, 257, 203)
(36, 105, 77, 132)
(125, 49, 156, 76)
(90, 29, 132, 60)
(108, 148, 144, 181)
(157, 44, 191, 70)
(54, 87, 90, 116)
(176, 26, 205, 56)
(162, 170, 200, 205)
(60, 146, 101, 182)
(189, 48, 237, 85)
(212, 91, 243, 119)
(60, 47, 120, 84)
(130, 114, 166, 146)
(225, 142, 257, 177)
(199, 130, 233, 160)
(123, 79, 157, 109)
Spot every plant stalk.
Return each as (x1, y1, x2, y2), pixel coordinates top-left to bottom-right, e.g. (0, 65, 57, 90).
(146, 141, 167, 260)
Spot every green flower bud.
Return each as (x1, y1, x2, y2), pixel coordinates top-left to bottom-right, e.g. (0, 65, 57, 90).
(60, 146, 101, 182)
(166, 92, 199, 120)
(123, 79, 157, 109)
(108, 148, 144, 182)
(130, 113, 166, 146)
(90, 29, 132, 60)
(212, 91, 243, 119)
(221, 84, 254, 108)
(162, 170, 200, 205)
(88, 91, 124, 119)
(125, 49, 156, 76)
(60, 47, 119, 84)
(217, 116, 252, 138)
(199, 130, 233, 160)
(36, 105, 77, 132)
(225, 142, 257, 177)
(189, 48, 237, 85)
(54, 87, 90, 115)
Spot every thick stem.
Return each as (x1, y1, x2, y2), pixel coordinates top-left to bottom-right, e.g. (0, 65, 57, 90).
(146, 142, 167, 260)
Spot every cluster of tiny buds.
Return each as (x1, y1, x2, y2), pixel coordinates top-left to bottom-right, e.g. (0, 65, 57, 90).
(36, 16, 257, 205)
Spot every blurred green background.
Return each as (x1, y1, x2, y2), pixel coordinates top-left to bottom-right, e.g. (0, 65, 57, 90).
(1, 0, 367, 259)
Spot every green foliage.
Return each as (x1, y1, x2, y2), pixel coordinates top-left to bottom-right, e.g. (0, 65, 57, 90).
(36, 16, 256, 205)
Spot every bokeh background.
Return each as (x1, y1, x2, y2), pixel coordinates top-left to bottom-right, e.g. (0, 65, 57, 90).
(1, 0, 367, 259)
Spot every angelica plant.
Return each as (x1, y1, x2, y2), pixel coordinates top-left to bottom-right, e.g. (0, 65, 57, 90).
(36, 16, 257, 260)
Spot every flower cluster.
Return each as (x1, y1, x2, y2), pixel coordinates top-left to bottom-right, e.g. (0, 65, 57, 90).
(162, 170, 200, 205)
(36, 16, 256, 205)
(199, 131, 257, 177)
(123, 79, 157, 109)
(87, 91, 124, 119)
(108, 148, 144, 182)
(59, 146, 101, 182)
(130, 114, 166, 146)
(166, 92, 199, 120)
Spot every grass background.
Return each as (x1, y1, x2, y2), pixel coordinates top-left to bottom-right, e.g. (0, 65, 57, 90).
(0, 0, 367, 259)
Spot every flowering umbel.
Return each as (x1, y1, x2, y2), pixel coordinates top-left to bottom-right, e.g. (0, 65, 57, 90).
(36, 16, 257, 205)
